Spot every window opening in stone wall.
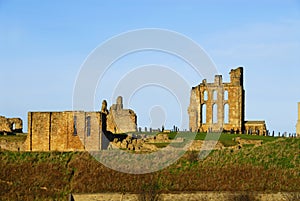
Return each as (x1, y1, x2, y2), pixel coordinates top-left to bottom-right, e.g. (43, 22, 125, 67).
(201, 104, 207, 124)
(12, 123, 15, 131)
(204, 90, 208, 101)
(86, 116, 91, 137)
(73, 116, 77, 136)
(213, 104, 218, 124)
(224, 90, 228, 100)
(213, 90, 217, 100)
(224, 104, 229, 124)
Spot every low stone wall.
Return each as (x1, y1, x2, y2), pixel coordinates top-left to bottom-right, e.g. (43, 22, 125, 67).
(71, 191, 300, 201)
(188, 140, 224, 151)
(0, 137, 26, 151)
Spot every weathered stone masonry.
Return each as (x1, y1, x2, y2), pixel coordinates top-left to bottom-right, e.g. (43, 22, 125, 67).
(188, 67, 266, 134)
(24, 96, 137, 151)
(0, 115, 23, 134)
(25, 111, 108, 151)
(107, 96, 137, 134)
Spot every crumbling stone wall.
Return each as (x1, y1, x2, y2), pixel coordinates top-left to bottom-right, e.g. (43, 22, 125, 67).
(0, 137, 26, 151)
(24, 97, 137, 151)
(188, 67, 266, 134)
(188, 67, 245, 133)
(244, 121, 267, 135)
(107, 96, 137, 133)
(0, 115, 23, 134)
(25, 111, 107, 151)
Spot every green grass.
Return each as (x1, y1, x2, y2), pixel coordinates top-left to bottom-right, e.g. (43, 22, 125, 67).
(220, 140, 237, 147)
(0, 138, 299, 200)
(201, 138, 300, 169)
(167, 132, 279, 143)
(242, 144, 255, 148)
(151, 132, 280, 148)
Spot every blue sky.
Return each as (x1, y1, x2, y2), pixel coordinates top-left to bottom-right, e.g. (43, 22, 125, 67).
(0, 0, 300, 133)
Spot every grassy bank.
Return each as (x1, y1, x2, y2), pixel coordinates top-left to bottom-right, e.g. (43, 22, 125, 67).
(0, 138, 299, 200)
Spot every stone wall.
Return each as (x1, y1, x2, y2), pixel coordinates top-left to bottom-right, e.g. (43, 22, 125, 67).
(0, 136, 26, 151)
(188, 67, 266, 134)
(0, 115, 23, 134)
(188, 67, 245, 133)
(244, 121, 267, 135)
(25, 111, 108, 151)
(23, 97, 137, 152)
(107, 96, 137, 133)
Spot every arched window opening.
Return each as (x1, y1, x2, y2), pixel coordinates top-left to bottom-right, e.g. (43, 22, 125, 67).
(224, 90, 228, 100)
(224, 104, 229, 124)
(86, 116, 91, 137)
(73, 116, 77, 136)
(204, 90, 208, 101)
(212, 104, 218, 124)
(201, 104, 207, 124)
(213, 90, 217, 100)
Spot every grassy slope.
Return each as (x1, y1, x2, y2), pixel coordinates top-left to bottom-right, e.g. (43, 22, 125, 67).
(0, 137, 299, 200)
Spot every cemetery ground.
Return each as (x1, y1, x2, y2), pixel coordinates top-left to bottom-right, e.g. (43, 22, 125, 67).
(0, 133, 299, 200)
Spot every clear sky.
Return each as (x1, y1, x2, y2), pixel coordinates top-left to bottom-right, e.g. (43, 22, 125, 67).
(0, 0, 300, 134)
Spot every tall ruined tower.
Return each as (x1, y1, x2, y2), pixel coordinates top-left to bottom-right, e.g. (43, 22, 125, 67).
(188, 67, 245, 133)
(296, 102, 300, 137)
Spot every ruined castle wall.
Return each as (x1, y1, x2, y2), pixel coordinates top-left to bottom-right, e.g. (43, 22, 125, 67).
(8, 118, 23, 132)
(27, 112, 51, 151)
(0, 116, 12, 133)
(244, 121, 267, 135)
(82, 112, 102, 151)
(0, 116, 23, 133)
(188, 88, 200, 132)
(25, 111, 104, 151)
(188, 67, 245, 133)
(107, 96, 137, 133)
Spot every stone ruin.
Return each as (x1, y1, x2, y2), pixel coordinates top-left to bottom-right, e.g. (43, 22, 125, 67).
(188, 67, 267, 135)
(110, 135, 158, 152)
(24, 96, 137, 151)
(106, 96, 137, 133)
(0, 115, 23, 134)
(109, 133, 172, 152)
(109, 133, 187, 152)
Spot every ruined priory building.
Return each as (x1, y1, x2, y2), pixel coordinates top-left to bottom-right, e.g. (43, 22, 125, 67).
(25, 96, 137, 151)
(0, 115, 23, 134)
(106, 96, 137, 133)
(188, 67, 267, 135)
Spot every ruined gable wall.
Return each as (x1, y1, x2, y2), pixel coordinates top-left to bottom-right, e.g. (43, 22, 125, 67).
(0, 116, 12, 133)
(188, 67, 244, 133)
(0, 116, 23, 133)
(107, 96, 137, 133)
(188, 87, 201, 132)
(8, 118, 23, 132)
